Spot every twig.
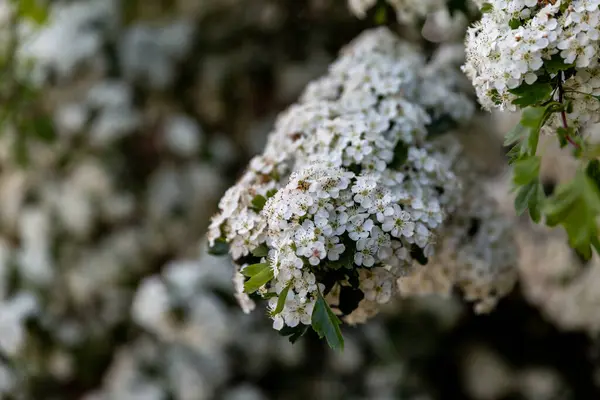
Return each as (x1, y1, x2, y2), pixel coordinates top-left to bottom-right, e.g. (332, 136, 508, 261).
(557, 72, 580, 149)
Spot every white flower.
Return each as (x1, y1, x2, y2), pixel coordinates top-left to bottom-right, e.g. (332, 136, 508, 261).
(382, 205, 415, 238)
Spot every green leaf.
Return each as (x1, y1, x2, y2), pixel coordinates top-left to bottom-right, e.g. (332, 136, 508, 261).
(270, 283, 291, 316)
(586, 160, 600, 192)
(543, 170, 600, 257)
(208, 238, 229, 256)
(251, 244, 269, 258)
(390, 141, 409, 169)
(512, 156, 541, 186)
(251, 195, 267, 211)
(30, 116, 56, 142)
(480, 2, 493, 12)
(544, 54, 575, 75)
(278, 325, 308, 344)
(556, 127, 572, 148)
(16, 0, 48, 25)
(509, 82, 553, 107)
(241, 263, 270, 277)
(374, 4, 387, 25)
(505, 104, 560, 163)
(311, 293, 344, 351)
(509, 18, 522, 29)
(514, 180, 544, 223)
(266, 189, 278, 198)
(243, 265, 274, 293)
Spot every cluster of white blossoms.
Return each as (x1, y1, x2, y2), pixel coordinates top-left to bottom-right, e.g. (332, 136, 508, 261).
(209, 27, 477, 334)
(463, 0, 600, 129)
(398, 151, 518, 314)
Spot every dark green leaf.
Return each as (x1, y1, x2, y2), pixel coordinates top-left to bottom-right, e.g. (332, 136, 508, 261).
(509, 18, 522, 29)
(390, 141, 409, 169)
(208, 238, 229, 256)
(544, 54, 575, 74)
(266, 189, 278, 198)
(251, 195, 267, 211)
(30, 116, 56, 142)
(556, 127, 572, 148)
(270, 283, 291, 316)
(312, 293, 344, 351)
(509, 82, 553, 107)
(278, 325, 309, 344)
(586, 160, 600, 192)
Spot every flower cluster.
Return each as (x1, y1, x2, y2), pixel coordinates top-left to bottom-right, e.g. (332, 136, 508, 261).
(464, 0, 600, 129)
(209, 28, 475, 343)
(398, 153, 519, 313)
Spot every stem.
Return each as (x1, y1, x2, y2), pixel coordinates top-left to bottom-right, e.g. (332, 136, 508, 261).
(557, 72, 580, 149)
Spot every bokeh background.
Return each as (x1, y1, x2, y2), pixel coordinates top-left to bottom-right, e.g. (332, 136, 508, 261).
(0, 0, 599, 399)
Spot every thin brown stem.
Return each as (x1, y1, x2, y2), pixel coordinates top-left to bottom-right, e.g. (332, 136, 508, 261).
(557, 72, 580, 149)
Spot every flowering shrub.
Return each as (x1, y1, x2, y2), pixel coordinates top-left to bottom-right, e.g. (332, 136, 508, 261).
(464, 0, 600, 260)
(207, 27, 507, 349)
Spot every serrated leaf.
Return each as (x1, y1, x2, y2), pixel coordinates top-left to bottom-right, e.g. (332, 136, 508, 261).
(514, 180, 545, 223)
(270, 283, 291, 316)
(243, 265, 274, 293)
(312, 293, 344, 351)
(512, 156, 541, 186)
(208, 238, 229, 256)
(241, 263, 270, 277)
(251, 244, 269, 258)
(251, 195, 267, 211)
(543, 170, 600, 257)
(515, 182, 535, 216)
(505, 104, 559, 163)
(509, 82, 553, 107)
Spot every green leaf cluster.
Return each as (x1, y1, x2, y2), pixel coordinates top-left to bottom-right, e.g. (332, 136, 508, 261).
(544, 169, 600, 260)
